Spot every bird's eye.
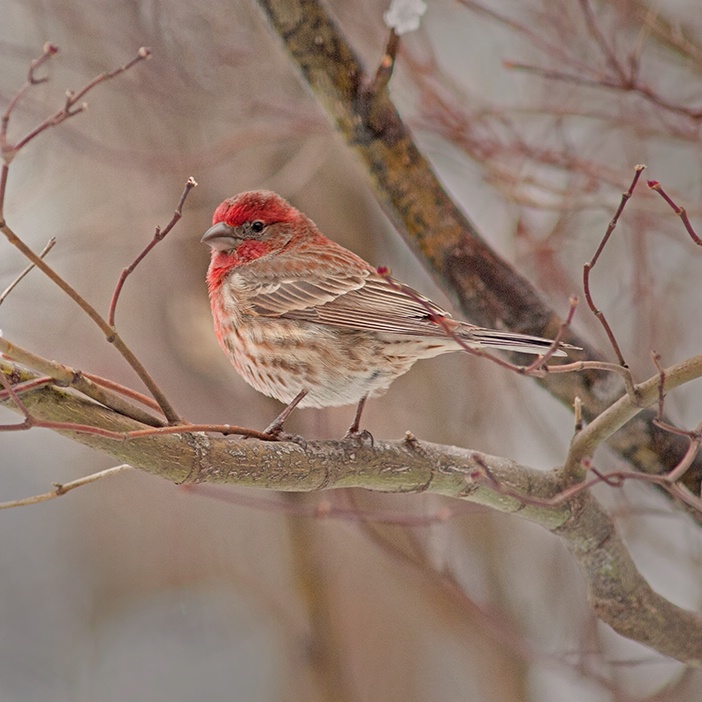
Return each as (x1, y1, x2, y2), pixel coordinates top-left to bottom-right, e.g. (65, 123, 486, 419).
(251, 220, 265, 234)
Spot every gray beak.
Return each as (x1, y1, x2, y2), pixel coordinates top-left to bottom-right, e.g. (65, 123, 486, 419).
(201, 222, 239, 251)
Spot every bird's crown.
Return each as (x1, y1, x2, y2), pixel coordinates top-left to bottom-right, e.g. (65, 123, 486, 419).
(213, 190, 297, 228)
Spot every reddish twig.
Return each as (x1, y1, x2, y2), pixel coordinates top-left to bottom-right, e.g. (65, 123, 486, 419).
(648, 351, 702, 485)
(651, 351, 669, 428)
(0, 375, 55, 401)
(0, 42, 59, 160)
(573, 396, 583, 433)
(664, 425, 702, 485)
(506, 61, 702, 120)
(10, 47, 152, 157)
(0, 46, 178, 422)
(377, 266, 577, 375)
(0, 388, 271, 440)
(583, 165, 645, 367)
(0, 362, 264, 439)
(457, 1, 588, 74)
(520, 296, 579, 373)
(590, 464, 702, 512)
(473, 453, 702, 514)
(0, 420, 278, 441)
(0, 46, 151, 217)
(109, 177, 197, 326)
(504, 63, 623, 90)
(0, 236, 56, 305)
(649, 351, 697, 437)
(0, 221, 181, 423)
(647, 180, 701, 245)
(81, 371, 163, 414)
(0, 367, 33, 431)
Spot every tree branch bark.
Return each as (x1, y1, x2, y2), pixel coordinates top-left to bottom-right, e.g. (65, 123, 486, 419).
(1, 359, 700, 666)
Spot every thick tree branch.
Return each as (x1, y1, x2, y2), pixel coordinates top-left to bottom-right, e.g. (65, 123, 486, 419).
(253, 0, 702, 494)
(0, 359, 700, 666)
(567, 354, 702, 474)
(0, 336, 165, 427)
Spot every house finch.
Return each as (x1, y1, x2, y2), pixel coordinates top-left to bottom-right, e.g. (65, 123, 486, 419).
(203, 190, 574, 438)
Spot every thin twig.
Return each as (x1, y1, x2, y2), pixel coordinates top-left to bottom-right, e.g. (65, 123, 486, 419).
(457, 0, 590, 74)
(0, 369, 268, 439)
(11, 48, 152, 156)
(0, 47, 177, 422)
(651, 351, 668, 425)
(648, 179, 701, 245)
(476, 454, 702, 514)
(0, 416, 272, 441)
(0, 376, 54, 401)
(505, 62, 702, 120)
(0, 464, 134, 510)
(0, 236, 56, 305)
(0, 221, 180, 423)
(648, 351, 702, 485)
(564, 353, 702, 482)
(82, 371, 163, 413)
(583, 165, 645, 368)
(573, 396, 583, 433)
(366, 29, 400, 98)
(109, 177, 197, 325)
(0, 365, 267, 439)
(578, 0, 628, 82)
(0, 42, 59, 156)
(376, 266, 578, 375)
(665, 425, 702, 484)
(649, 351, 697, 437)
(1, 47, 150, 216)
(520, 296, 578, 373)
(0, 365, 32, 430)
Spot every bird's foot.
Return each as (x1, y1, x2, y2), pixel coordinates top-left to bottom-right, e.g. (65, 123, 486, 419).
(257, 389, 309, 445)
(342, 428, 374, 448)
(263, 422, 307, 448)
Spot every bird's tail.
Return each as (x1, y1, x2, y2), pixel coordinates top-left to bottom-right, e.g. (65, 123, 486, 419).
(460, 326, 580, 357)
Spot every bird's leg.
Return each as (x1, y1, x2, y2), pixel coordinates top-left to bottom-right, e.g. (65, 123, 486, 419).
(347, 395, 367, 435)
(344, 395, 374, 446)
(264, 389, 308, 440)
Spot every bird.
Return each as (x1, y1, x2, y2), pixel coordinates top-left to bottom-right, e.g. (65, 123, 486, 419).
(202, 190, 576, 439)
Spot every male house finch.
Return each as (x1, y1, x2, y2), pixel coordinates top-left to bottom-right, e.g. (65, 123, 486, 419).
(203, 190, 574, 437)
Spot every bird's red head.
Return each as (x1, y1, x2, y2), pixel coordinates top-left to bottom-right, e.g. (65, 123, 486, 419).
(203, 191, 311, 291)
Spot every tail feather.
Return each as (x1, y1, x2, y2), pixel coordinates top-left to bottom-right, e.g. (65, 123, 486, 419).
(461, 327, 580, 357)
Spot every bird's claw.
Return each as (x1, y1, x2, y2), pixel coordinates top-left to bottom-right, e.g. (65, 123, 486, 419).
(342, 428, 374, 447)
(263, 425, 307, 448)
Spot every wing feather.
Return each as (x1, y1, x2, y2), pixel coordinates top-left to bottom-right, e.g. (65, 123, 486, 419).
(237, 242, 570, 354)
(249, 267, 456, 338)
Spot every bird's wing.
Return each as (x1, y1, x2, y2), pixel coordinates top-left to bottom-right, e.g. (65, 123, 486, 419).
(246, 274, 369, 316)
(238, 240, 370, 315)
(249, 266, 456, 338)
(245, 263, 571, 355)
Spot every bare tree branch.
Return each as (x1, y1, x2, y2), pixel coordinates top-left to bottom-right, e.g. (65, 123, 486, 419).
(0, 357, 700, 666)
